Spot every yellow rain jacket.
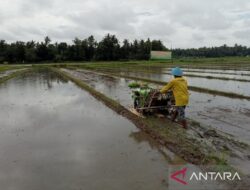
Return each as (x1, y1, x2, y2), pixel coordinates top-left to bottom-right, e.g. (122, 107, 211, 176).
(160, 77, 189, 106)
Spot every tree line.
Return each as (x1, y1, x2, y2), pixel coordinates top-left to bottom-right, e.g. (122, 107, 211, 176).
(0, 34, 166, 63)
(0, 34, 249, 63)
(174, 44, 250, 58)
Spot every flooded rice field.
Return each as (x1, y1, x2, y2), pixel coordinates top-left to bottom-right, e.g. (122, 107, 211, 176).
(0, 68, 249, 189)
(123, 67, 250, 79)
(83, 66, 250, 95)
(91, 66, 250, 78)
(161, 67, 250, 75)
(66, 69, 250, 143)
(0, 69, 232, 190)
(105, 70, 250, 97)
(0, 69, 25, 79)
(150, 64, 250, 71)
(180, 69, 250, 75)
(108, 63, 250, 73)
(0, 70, 178, 190)
(182, 72, 250, 80)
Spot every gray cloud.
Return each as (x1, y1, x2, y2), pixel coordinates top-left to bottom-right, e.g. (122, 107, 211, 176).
(192, 33, 205, 42)
(0, 0, 250, 47)
(234, 29, 250, 39)
(20, 0, 54, 12)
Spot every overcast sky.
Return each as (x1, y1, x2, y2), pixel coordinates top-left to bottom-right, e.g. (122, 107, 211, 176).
(1, 0, 250, 48)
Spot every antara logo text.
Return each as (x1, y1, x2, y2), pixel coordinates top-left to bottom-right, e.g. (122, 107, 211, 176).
(170, 167, 241, 185)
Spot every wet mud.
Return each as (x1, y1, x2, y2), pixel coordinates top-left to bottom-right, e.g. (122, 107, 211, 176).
(65, 69, 250, 142)
(0, 69, 180, 190)
(90, 68, 250, 97)
(0, 69, 28, 82)
(1, 68, 249, 189)
(59, 68, 250, 177)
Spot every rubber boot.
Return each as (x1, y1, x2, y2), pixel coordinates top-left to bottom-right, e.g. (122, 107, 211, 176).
(171, 111, 178, 122)
(181, 119, 188, 129)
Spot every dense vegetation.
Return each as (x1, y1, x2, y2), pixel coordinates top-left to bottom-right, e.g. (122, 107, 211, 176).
(1, 34, 250, 64)
(0, 34, 166, 63)
(174, 44, 250, 58)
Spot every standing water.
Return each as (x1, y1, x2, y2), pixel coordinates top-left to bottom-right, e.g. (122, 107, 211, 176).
(0, 69, 227, 190)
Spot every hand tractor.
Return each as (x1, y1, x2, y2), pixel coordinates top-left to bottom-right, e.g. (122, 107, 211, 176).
(129, 82, 175, 117)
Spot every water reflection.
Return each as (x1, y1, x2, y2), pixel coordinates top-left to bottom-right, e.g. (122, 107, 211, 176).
(116, 71, 250, 96)
(130, 131, 185, 165)
(0, 69, 175, 190)
(73, 69, 250, 143)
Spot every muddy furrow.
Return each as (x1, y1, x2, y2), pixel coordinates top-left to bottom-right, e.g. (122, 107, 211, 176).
(51, 68, 250, 181)
(118, 68, 250, 82)
(84, 67, 250, 97)
(71, 66, 250, 82)
(71, 66, 250, 101)
(0, 69, 30, 84)
(62, 68, 250, 175)
(65, 68, 250, 142)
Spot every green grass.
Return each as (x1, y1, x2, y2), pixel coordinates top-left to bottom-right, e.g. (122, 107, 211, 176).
(4, 56, 249, 70)
(0, 69, 30, 84)
(76, 56, 250, 66)
(0, 65, 28, 72)
(51, 57, 249, 74)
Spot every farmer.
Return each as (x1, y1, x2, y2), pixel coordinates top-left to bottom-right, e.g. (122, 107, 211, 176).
(160, 67, 189, 129)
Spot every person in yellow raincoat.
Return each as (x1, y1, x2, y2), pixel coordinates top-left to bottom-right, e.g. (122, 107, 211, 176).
(160, 67, 189, 128)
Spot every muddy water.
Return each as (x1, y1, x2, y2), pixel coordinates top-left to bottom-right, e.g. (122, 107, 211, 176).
(189, 91, 250, 141)
(0, 69, 228, 190)
(113, 71, 250, 96)
(134, 68, 250, 80)
(0, 70, 183, 190)
(160, 65, 250, 71)
(65, 69, 133, 107)
(183, 72, 250, 80)
(91, 67, 250, 82)
(93, 66, 250, 80)
(182, 69, 250, 75)
(112, 64, 250, 73)
(0, 69, 26, 79)
(69, 69, 250, 143)
(84, 68, 250, 95)
(161, 68, 250, 75)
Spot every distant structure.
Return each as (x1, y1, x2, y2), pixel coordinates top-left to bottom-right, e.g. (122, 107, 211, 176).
(150, 51, 172, 60)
